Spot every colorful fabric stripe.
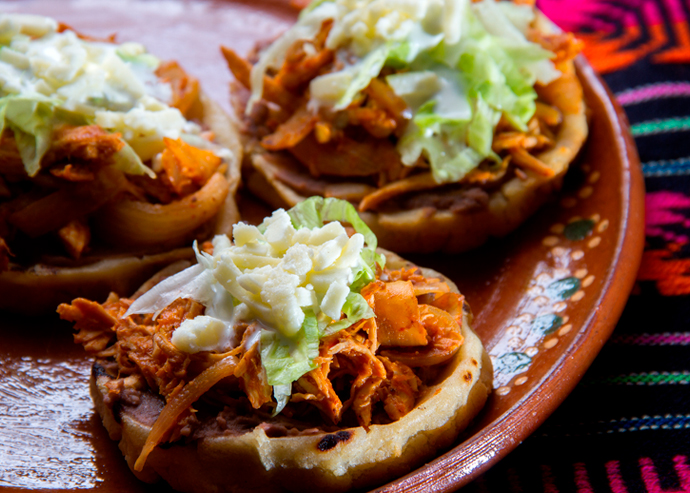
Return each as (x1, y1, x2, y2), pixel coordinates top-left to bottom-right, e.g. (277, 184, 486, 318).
(617, 83, 690, 106)
(631, 117, 690, 137)
(574, 462, 595, 493)
(587, 371, 690, 385)
(540, 414, 690, 437)
(477, 457, 690, 493)
(610, 332, 690, 346)
(642, 157, 690, 176)
(607, 456, 690, 493)
(606, 460, 628, 493)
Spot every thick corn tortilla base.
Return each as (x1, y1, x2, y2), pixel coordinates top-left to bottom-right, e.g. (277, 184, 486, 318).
(0, 93, 243, 315)
(245, 58, 587, 254)
(90, 251, 492, 493)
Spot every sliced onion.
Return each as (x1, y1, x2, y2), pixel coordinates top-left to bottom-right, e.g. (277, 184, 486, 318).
(96, 172, 229, 248)
(134, 354, 238, 471)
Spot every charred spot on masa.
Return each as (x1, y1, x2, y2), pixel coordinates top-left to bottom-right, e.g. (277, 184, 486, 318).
(463, 371, 473, 383)
(111, 401, 123, 424)
(317, 431, 352, 451)
(92, 362, 111, 380)
(471, 359, 478, 367)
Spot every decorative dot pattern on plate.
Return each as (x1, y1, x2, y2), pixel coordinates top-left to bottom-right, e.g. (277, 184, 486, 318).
(544, 338, 559, 349)
(543, 236, 560, 247)
(558, 324, 573, 336)
(525, 347, 539, 357)
(552, 246, 567, 257)
(490, 164, 609, 391)
(553, 301, 567, 312)
(496, 386, 511, 396)
(579, 186, 594, 199)
(561, 197, 578, 208)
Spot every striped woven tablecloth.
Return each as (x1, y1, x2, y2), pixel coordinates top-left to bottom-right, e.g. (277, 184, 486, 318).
(465, 1, 690, 491)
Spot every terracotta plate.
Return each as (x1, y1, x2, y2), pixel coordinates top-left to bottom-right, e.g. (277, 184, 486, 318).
(0, 1, 645, 492)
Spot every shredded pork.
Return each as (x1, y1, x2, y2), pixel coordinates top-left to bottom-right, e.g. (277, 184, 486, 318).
(224, 11, 583, 212)
(0, 62, 222, 271)
(59, 265, 467, 456)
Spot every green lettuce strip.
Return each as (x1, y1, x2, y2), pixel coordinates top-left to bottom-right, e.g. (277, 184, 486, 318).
(260, 310, 320, 414)
(285, 195, 385, 272)
(0, 93, 155, 178)
(0, 94, 56, 177)
(322, 291, 375, 336)
(255, 197, 384, 412)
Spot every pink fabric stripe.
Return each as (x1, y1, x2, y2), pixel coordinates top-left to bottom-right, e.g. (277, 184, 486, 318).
(617, 83, 690, 106)
(641, 0, 664, 27)
(507, 467, 524, 493)
(641, 457, 665, 492)
(606, 460, 629, 493)
(645, 191, 690, 242)
(574, 463, 594, 493)
(674, 456, 690, 490)
(542, 465, 560, 493)
(663, 0, 688, 23)
(538, 0, 685, 35)
(612, 332, 690, 345)
(641, 456, 690, 492)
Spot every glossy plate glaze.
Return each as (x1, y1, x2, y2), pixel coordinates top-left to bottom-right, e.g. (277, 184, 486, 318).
(0, 1, 645, 492)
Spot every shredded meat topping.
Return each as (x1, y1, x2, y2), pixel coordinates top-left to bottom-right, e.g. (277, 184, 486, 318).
(223, 12, 583, 212)
(0, 61, 222, 270)
(60, 264, 466, 454)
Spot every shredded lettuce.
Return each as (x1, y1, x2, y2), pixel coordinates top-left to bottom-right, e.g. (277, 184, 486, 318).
(0, 16, 215, 178)
(286, 196, 385, 282)
(334, 44, 390, 110)
(299, 0, 333, 17)
(385, 71, 442, 112)
(260, 309, 320, 387)
(116, 45, 160, 70)
(323, 291, 375, 336)
(252, 198, 383, 402)
(111, 139, 156, 178)
(253, 0, 563, 184)
(287, 197, 381, 258)
(125, 263, 216, 318)
(391, 2, 555, 181)
(467, 94, 501, 157)
(272, 384, 292, 416)
(0, 94, 55, 176)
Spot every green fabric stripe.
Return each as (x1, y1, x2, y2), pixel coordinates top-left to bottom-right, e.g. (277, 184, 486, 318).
(587, 371, 690, 385)
(631, 117, 690, 136)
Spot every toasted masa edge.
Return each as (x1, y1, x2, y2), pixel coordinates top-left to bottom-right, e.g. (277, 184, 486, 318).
(0, 92, 243, 315)
(89, 250, 493, 493)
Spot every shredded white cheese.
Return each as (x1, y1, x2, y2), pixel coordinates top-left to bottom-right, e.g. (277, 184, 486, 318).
(129, 210, 368, 353)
